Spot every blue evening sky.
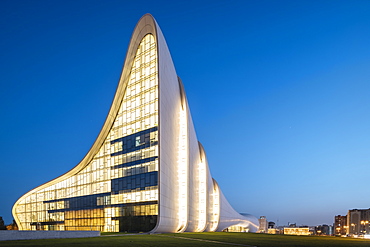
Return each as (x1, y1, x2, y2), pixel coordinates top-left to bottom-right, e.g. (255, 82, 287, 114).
(1, 0, 370, 226)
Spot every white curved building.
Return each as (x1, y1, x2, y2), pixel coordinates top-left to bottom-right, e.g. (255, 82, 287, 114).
(12, 14, 258, 233)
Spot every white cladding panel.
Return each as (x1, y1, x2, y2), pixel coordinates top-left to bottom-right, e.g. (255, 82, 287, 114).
(185, 105, 201, 232)
(155, 20, 182, 233)
(216, 187, 259, 232)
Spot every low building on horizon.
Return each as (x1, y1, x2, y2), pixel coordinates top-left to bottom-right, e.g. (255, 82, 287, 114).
(315, 224, 333, 235)
(267, 228, 281, 234)
(283, 227, 311, 236)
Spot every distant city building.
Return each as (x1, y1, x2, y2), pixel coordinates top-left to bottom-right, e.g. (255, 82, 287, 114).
(258, 216, 268, 233)
(224, 225, 251, 232)
(268, 221, 275, 229)
(315, 224, 332, 235)
(284, 227, 311, 235)
(0, 217, 6, 230)
(267, 228, 280, 234)
(334, 215, 347, 236)
(347, 209, 370, 235)
(6, 220, 18, 230)
(329, 225, 333, 235)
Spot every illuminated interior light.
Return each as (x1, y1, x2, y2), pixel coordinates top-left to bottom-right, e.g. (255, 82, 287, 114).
(13, 34, 159, 232)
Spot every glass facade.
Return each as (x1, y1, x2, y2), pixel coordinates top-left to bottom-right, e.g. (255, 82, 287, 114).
(14, 34, 158, 232)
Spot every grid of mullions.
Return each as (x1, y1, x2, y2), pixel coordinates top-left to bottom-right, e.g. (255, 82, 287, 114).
(15, 34, 159, 231)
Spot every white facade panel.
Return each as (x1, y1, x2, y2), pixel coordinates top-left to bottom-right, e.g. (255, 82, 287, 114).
(216, 187, 259, 232)
(155, 18, 183, 233)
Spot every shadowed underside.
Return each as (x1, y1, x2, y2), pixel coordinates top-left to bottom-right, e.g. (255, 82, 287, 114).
(13, 14, 258, 233)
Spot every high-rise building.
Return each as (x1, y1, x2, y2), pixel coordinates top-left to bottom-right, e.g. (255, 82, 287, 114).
(347, 209, 370, 235)
(334, 215, 347, 236)
(12, 14, 258, 233)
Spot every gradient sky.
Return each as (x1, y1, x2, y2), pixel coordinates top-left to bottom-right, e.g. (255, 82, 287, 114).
(1, 0, 370, 226)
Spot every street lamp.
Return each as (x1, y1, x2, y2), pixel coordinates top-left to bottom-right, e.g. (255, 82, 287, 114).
(361, 220, 369, 234)
(343, 225, 349, 236)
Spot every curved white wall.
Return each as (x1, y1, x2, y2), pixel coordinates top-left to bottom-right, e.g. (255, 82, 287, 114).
(148, 14, 258, 233)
